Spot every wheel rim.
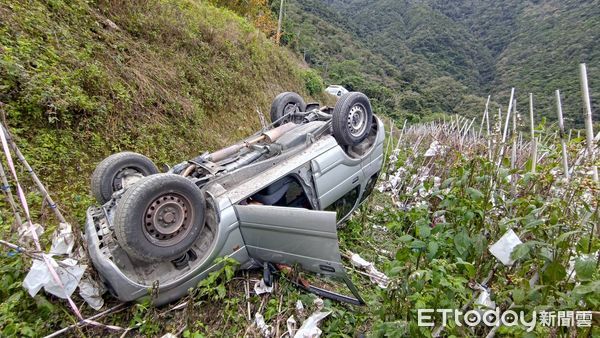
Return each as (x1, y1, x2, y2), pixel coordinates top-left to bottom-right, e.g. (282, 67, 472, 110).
(143, 193, 193, 247)
(347, 103, 368, 137)
(281, 103, 299, 123)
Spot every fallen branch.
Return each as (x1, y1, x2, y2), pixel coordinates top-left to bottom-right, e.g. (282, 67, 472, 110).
(0, 239, 43, 260)
(43, 303, 129, 338)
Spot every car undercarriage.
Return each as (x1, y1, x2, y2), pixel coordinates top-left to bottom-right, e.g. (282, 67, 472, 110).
(85, 91, 385, 305)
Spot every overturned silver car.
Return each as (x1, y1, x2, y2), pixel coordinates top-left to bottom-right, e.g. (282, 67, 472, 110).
(85, 91, 384, 305)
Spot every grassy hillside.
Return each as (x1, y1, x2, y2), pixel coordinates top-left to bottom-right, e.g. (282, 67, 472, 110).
(0, 0, 325, 221)
(283, 0, 600, 127)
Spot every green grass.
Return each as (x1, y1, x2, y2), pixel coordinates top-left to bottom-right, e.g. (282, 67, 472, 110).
(0, 0, 330, 221)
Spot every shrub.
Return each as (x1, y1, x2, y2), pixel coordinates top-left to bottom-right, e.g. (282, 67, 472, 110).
(302, 69, 324, 96)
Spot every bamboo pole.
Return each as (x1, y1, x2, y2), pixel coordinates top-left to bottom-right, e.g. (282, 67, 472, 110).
(579, 63, 599, 182)
(484, 99, 491, 134)
(529, 93, 537, 173)
(0, 123, 67, 224)
(479, 95, 491, 137)
(497, 88, 515, 167)
(568, 129, 573, 142)
(276, 0, 285, 45)
(555, 90, 570, 181)
(43, 303, 128, 338)
(461, 118, 475, 150)
(510, 100, 518, 196)
(486, 106, 492, 160)
(493, 107, 502, 156)
(388, 119, 394, 155)
(498, 107, 502, 131)
(511, 99, 517, 170)
(0, 159, 22, 227)
(395, 119, 408, 150)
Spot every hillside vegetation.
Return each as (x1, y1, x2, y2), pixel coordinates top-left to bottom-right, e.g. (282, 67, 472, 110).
(0, 0, 324, 221)
(284, 0, 600, 127)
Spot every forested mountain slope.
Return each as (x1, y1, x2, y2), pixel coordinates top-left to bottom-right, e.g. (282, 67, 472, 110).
(284, 0, 600, 127)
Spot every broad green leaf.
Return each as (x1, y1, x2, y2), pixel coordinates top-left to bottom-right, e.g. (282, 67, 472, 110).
(442, 177, 455, 188)
(454, 231, 471, 257)
(538, 247, 554, 263)
(410, 240, 427, 250)
(464, 211, 475, 221)
(555, 230, 579, 245)
(34, 294, 55, 317)
(416, 224, 431, 239)
(398, 234, 414, 242)
(524, 219, 545, 228)
(216, 284, 226, 299)
(510, 243, 530, 261)
(466, 187, 484, 201)
(574, 257, 595, 281)
(20, 326, 35, 337)
(427, 241, 439, 259)
(572, 283, 594, 296)
(389, 266, 403, 276)
(542, 261, 566, 283)
(396, 247, 411, 261)
(472, 234, 486, 257)
(577, 237, 600, 254)
(512, 288, 526, 304)
(456, 258, 475, 278)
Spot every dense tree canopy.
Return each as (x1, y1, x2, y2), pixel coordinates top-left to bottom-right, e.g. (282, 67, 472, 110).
(282, 0, 599, 127)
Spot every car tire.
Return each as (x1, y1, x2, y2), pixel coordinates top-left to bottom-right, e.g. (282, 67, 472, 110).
(270, 92, 306, 126)
(113, 174, 206, 262)
(331, 92, 373, 146)
(91, 152, 159, 204)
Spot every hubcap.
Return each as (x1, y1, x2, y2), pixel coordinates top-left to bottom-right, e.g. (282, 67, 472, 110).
(347, 103, 368, 137)
(143, 193, 193, 246)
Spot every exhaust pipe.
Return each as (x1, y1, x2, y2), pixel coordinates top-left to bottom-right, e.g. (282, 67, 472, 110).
(207, 123, 297, 162)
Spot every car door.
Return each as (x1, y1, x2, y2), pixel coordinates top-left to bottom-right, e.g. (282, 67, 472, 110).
(311, 146, 364, 210)
(234, 204, 345, 277)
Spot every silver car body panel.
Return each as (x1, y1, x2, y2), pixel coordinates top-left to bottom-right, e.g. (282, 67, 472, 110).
(235, 205, 345, 277)
(311, 145, 365, 208)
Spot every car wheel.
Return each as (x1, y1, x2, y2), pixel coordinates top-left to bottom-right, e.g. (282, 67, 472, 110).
(332, 92, 373, 146)
(270, 92, 306, 126)
(113, 174, 206, 262)
(91, 152, 159, 204)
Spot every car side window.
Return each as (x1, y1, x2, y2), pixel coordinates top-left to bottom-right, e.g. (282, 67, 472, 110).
(325, 186, 360, 221)
(243, 176, 314, 209)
